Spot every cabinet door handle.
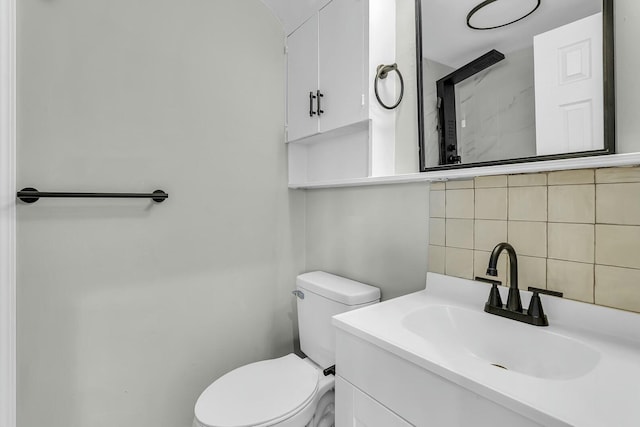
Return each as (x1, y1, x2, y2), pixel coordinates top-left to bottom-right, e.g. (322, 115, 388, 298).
(316, 90, 324, 115)
(309, 91, 317, 117)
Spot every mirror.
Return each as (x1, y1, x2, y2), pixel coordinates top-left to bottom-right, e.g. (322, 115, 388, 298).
(416, 0, 615, 171)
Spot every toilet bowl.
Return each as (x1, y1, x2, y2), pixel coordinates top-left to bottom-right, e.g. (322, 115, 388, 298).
(193, 354, 334, 427)
(192, 272, 380, 427)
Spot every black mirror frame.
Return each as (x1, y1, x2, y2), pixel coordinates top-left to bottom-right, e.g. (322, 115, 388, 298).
(416, 0, 616, 172)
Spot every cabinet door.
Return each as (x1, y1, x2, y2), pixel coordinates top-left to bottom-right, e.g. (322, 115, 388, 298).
(335, 376, 412, 427)
(318, 0, 366, 133)
(287, 15, 320, 142)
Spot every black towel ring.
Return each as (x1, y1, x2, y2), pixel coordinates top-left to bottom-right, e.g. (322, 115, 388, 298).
(374, 63, 404, 110)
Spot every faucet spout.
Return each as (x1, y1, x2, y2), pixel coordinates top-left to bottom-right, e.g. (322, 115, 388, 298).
(486, 242, 521, 312)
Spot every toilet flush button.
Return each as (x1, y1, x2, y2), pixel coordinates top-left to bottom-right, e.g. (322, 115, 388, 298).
(292, 290, 305, 300)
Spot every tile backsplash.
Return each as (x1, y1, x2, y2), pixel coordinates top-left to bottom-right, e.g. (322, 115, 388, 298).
(428, 167, 640, 313)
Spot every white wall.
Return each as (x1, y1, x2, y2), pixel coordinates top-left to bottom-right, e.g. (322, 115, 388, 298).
(394, 0, 419, 174)
(16, 1, 304, 427)
(616, 0, 640, 154)
(305, 183, 430, 300)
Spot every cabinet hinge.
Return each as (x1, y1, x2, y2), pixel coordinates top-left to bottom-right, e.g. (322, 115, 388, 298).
(284, 45, 288, 55)
(361, 94, 365, 107)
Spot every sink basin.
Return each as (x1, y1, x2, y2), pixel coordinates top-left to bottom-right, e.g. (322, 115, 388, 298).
(333, 273, 640, 426)
(402, 305, 601, 380)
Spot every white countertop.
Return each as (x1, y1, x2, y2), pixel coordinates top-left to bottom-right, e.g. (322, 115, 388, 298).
(333, 273, 640, 427)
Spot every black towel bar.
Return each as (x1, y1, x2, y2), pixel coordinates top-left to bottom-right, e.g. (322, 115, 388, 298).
(17, 188, 168, 204)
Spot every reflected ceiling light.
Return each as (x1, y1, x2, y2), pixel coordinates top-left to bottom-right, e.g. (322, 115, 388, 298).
(467, 0, 541, 30)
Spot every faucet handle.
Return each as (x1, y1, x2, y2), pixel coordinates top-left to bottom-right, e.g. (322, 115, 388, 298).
(527, 291, 549, 326)
(488, 283, 503, 308)
(475, 276, 501, 286)
(476, 277, 503, 308)
(528, 287, 563, 298)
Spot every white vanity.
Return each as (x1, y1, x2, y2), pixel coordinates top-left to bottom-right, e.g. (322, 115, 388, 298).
(333, 273, 640, 426)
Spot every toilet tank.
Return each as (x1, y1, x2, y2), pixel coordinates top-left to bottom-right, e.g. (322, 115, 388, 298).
(296, 271, 380, 369)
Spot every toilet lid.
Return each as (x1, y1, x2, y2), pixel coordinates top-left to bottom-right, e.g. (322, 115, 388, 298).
(195, 354, 319, 427)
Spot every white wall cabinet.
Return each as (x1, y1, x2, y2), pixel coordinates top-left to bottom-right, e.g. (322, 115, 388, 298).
(317, 0, 366, 133)
(286, 0, 398, 186)
(286, 0, 366, 141)
(286, 14, 320, 142)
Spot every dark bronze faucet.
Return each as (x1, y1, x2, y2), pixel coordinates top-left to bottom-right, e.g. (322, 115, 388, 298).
(487, 242, 522, 312)
(481, 242, 549, 327)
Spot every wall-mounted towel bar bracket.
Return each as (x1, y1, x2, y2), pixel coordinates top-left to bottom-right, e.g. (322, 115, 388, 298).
(17, 188, 168, 204)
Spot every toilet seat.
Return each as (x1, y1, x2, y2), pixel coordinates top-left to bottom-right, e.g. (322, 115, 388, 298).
(195, 354, 320, 427)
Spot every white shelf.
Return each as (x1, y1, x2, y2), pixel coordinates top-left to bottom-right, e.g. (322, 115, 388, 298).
(289, 172, 429, 189)
(286, 120, 370, 146)
(289, 152, 640, 189)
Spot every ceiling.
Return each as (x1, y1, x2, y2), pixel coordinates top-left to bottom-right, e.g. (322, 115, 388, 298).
(260, 0, 331, 35)
(422, 0, 601, 68)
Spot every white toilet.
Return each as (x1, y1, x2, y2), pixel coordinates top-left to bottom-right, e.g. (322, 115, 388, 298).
(193, 271, 380, 427)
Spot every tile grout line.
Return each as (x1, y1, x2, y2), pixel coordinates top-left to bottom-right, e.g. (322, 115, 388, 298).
(472, 185, 475, 279)
(545, 172, 549, 290)
(506, 178, 510, 286)
(444, 188, 447, 275)
(593, 171, 597, 304)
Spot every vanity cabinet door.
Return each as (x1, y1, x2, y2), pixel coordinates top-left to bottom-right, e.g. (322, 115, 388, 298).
(286, 15, 320, 142)
(318, 0, 366, 133)
(335, 376, 412, 427)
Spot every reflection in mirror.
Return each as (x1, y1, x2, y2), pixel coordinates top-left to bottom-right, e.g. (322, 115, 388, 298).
(418, 0, 614, 170)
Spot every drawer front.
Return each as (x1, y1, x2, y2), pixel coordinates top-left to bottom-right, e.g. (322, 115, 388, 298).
(335, 330, 547, 427)
(336, 376, 412, 427)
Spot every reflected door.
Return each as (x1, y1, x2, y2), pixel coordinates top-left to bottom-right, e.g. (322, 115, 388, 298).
(534, 13, 604, 156)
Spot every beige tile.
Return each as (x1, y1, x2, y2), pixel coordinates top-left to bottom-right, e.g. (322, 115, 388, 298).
(446, 179, 474, 190)
(548, 185, 595, 224)
(430, 190, 445, 218)
(595, 265, 640, 313)
(446, 219, 474, 249)
(429, 218, 446, 246)
(508, 173, 547, 187)
(474, 251, 509, 285)
(508, 221, 547, 258)
(596, 166, 640, 184)
(508, 187, 547, 222)
(430, 181, 446, 190)
(596, 183, 640, 225)
(446, 189, 474, 219)
(518, 256, 547, 290)
(474, 220, 507, 251)
(548, 169, 594, 185)
(428, 245, 446, 274)
(548, 223, 595, 263)
(475, 175, 507, 188)
(445, 247, 474, 279)
(475, 188, 507, 220)
(595, 225, 640, 269)
(547, 259, 594, 303)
